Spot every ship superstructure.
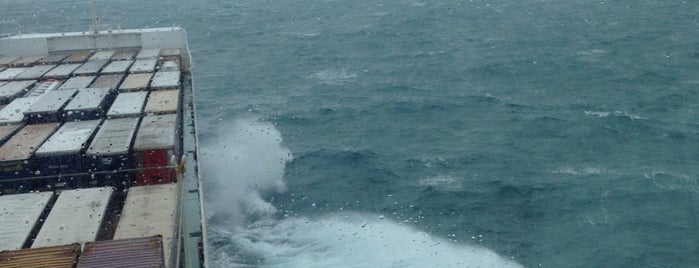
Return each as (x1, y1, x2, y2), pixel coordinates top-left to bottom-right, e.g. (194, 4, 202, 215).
(0, 27, 207, 267)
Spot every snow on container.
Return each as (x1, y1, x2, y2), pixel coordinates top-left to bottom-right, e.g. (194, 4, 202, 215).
(89, 50, 116, 61)
(0, 56, 19, 68)
(0, 123, 59, 179)
(107, 91, 148, 118)
(10, 55, 45, 67)
(58, 76, 95, 90)
(34, 120, 100, 183)
(0, 191, 53, 251)
(133, 114, 179, 185)
(0, 80, 35, 104)
(0, 243, 80, 268)
(73, 60, 108, 76)
(144, 89, 179, 115)
(150, 71, 180, 90)
(24, 89, 77, 123)
(85, 117, 139, 188)
(119, 73, 152, 92)
(14, 64, 56, 80)
(101, 60, 133, 74)
(62, 51, 93, 63)
(130, 58, 157, 73)
(63, 88, 113, 121)
(0, 68, 28, 81)
(0, 97, 41, 124)
(38, 53, 70, 65)
(43, 64, 81, 79)
(77, 236, 166, 268)
(32, 187, 113, 248)
(25, 80, 61, 97)
(89, 74, 124, 90)
(136, 48, 160, 59)
(114, 184, 177, 268)
(111, 49, 138, 61)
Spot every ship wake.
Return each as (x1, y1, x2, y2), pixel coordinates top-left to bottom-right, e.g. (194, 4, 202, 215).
(203, 117, 522, 268)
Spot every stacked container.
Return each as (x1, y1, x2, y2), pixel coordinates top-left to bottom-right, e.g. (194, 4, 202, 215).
(24, 89, 77, 123)
(119, 73, 153, 92)
(107, 91, 148, 118)
(133, 114, 179, 185)
(62, 51, 93, 63)
(85, 117, 139, 188)
(77, 236, 166, 268)
(42, 63, 81, 79)
(150, 71, 180, 90)
(0, 123, 59, 182)
(14, 65, 56, 80)
(0, 243, 80, 268)
(63, 88, 113, 121)
(58, 76, 95, 90)
(130, 58, 157, 73)
(0, 96, 42, 124)
(34, 120, 100, 188)
(38, 53, 70, 65)
(101, 60, 133, 74)
(89, 73, 124, 90)
(144, 90, 179, 115)
(0, 68, 28, 80)
(32, 187, 113, 248)
(0, 80, 36, 104)
(0, 191, 53, 251)
(73, 60, 108, 76)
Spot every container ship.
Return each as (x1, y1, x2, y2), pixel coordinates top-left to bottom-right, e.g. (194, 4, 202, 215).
(0, 25, 208, 267)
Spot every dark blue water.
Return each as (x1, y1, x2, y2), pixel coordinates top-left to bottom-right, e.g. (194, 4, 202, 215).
(2, 0, 698, 267)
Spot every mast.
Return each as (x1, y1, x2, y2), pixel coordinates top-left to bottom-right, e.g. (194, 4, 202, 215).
(90, 0, 98, 34)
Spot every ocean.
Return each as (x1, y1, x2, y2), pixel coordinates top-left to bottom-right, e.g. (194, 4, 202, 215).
(2, 0, 698, 267)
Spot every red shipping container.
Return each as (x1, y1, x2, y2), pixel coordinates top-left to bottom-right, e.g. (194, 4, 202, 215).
(133, 114, 179, 185)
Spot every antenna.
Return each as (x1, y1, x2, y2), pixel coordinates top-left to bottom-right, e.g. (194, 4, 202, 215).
(91, 0, 98, 34)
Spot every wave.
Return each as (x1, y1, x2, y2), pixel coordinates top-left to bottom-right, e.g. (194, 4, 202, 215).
(204, 117, 523, 267)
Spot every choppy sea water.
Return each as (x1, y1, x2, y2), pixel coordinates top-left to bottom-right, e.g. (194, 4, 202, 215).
(2, 0, 698, 267)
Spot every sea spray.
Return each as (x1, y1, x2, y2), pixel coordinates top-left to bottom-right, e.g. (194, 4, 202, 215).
(204, 117, 522, 267)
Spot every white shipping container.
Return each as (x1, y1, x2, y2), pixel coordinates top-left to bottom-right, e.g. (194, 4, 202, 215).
(0, 68, 28, 80)
(74, 60, 108, 75)
(101, 60, 134, 74)
(25, 89, 77, 114)
(14, 65, 56, 80)
(114, 184, 177, 268)
(35, 120, 100, 156)
(0, 192, 54, 251)
(43, 64, 81, 78)
(89, 50, 116, 61)
(150, 71, 180, 90)
(130, 59, 157, 73)
(160, 61, 179, 72)
(0, 96, 41, 124)
(134, 114, 177, 151)
(107, 91, 148, 118)
(32, 187, 114, 248)
(86, 117, 139, 156)
(59, 76, 95, 90)
(0, 80, 35, 101)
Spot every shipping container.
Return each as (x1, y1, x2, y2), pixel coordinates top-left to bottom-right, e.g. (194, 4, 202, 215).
(136, 48, 160, 59)
(107, 91, 148, 118)
(101, 60, 133, 74)
(43, 64, 81, 79)
(0, 97, 41, 124)
(73, 60, 108, 76)
(159, 60, 180, 72)
(111, 49, 138, 61)
(0, 124, 22, 145)
(85, 117, 139, 188)
(24, 89, 77, 123)
(63, 88, 113, 121)
(0, 56, 19, 68)
(32, 187, 113, 248)
(34, 120, 100, 183)
(10, 55, 45, 67)
(114, 184, 177, 268)
(89, 50, 116, 61)
(24, 80, 61, 97)
(144, 89, 179, 115)
(0, 243, 80, 268)
(62, 51, 93, 63)
(89, 74, 124, 90)
(0, 68, 28, 81)
(133, 114, 178, 185)
(14, 64, 56, 80)
(130, 58, 157, 73)
(0, 80, 35, 104)
(58, 76, 95, 90)
(38, 53, 70, 65)
(160, 49, 181, 62)
(119, 73, 152, 92)
(0, 192, 53, 251)
(150, 71, 180, 90)
(0, 123, 59, 179)
(77, 236, 166, 268)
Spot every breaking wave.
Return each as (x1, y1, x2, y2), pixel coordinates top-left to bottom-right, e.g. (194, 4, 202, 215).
(204, 117, 522, 268)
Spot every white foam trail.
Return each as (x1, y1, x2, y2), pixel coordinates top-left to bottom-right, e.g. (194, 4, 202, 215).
(203, 117, 292, 226)
(205, 117, 523, 267)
